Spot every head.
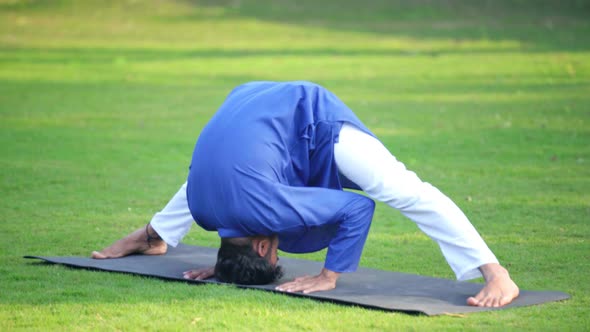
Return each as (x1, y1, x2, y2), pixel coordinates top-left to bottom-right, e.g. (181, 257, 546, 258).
(214, 235, 283, 285)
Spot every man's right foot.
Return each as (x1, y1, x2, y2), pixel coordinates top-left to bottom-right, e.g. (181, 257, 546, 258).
(91, 225, 167, 259)
(467, 263, 519, 307)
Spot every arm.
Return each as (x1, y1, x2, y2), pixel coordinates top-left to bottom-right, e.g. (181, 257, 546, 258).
(269, 185, 375, 293)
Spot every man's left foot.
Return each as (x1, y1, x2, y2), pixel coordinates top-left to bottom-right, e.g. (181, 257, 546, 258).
(91, 224, 167, 259)
(467, 263, 520, 307)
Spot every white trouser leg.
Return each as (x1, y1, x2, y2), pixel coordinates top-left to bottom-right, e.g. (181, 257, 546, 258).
(149, 182, 194, 247)
(334, 123, 499, 280)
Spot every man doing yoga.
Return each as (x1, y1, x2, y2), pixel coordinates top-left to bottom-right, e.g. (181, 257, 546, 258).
(93, 81, 519, 307)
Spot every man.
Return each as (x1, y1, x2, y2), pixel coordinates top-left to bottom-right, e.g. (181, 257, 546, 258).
(93, 81, 519, 307)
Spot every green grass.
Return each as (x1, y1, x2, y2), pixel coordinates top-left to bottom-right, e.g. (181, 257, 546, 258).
(1, 0, 589, 330)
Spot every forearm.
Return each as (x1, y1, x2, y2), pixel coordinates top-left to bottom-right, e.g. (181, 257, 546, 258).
(324, 195, 375, 273)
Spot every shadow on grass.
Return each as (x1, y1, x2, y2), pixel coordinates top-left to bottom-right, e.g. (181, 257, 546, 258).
(0, 47, 570, 66)
(1, 0, 589, 53)
(172, 0, 590, 52)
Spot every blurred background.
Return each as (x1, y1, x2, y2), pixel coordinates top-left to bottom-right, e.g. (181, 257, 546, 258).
(0, 1, 589, 329)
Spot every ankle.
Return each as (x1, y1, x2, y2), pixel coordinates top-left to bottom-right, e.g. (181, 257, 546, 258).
(145, 223, 164, 248)
(479, 263, 509, 281)
(146, 224, 161, 239)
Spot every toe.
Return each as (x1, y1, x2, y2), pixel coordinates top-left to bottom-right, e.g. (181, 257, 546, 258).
(491, 297, 501, 307)
(483, 296, 496, 307)
(466, 297, 479, 306)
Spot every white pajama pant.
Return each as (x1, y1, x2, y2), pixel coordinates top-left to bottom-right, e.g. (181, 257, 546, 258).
(151, 123, 499, 281)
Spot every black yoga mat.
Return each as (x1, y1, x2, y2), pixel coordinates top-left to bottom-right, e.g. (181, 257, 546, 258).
(25, 244, 569, 316)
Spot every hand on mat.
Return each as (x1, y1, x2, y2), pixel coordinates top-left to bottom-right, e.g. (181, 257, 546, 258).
(183, 266, 215, 280)
(275, 268, 340, 294)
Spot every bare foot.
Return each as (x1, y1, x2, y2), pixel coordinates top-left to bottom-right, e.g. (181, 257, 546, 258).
(467, 263, 520, 307)
(91, 224, 167, 259)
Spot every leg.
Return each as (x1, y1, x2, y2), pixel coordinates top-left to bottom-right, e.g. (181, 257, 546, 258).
(334, 123, 518, 306)
(92, 182, 194, 258)
(149, 182, 194, 247)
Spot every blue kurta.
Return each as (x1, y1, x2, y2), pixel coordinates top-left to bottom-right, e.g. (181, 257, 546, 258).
(187, 81, 376, 273)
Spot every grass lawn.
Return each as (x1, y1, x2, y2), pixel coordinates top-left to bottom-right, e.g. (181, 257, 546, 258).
(1, 0, 589, 330)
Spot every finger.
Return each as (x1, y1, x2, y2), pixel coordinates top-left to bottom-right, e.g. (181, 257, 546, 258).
(277, 281, 307, 292)
(183, 269, 199, 276)
(302, 282, 335, 294)
(285, 281, 312, 293)
(276, 276, 311, 291)
(293, 275, 312, 282)
(276, 281, 296, 291)
(289, 278, 335, 294)
(278, 279, 315, 293)
(183, 269, 202, 276)
(276, 279, 298, 288)
(184, 268, 209, 274)
(183, 269, 211, 280)
(192, 272, 209, 280)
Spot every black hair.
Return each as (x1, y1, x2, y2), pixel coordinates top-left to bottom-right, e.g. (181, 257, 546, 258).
(214, 238, 284, 285)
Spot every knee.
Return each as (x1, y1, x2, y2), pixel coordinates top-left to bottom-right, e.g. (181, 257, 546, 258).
(365, 196, 376, 212)
(358, 196, 376, 218)
(347, 195, 376, 217)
